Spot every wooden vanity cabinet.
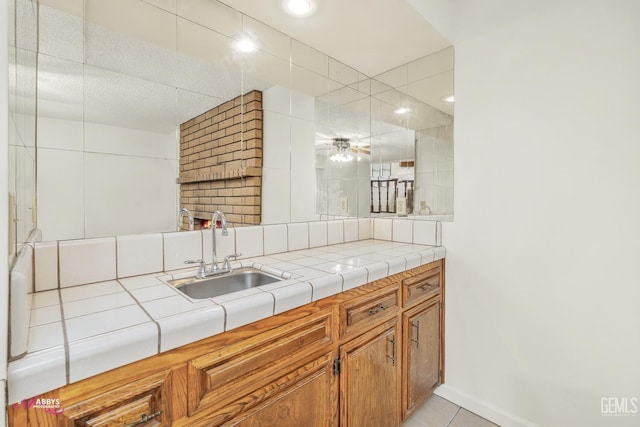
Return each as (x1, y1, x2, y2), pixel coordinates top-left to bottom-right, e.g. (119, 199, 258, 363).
(9, 260, 445, 427)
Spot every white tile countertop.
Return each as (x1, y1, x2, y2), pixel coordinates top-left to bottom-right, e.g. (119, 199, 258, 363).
(8, 239, 445, 404)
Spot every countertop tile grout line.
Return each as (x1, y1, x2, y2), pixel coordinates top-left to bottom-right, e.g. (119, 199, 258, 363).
(117, 279, 162, 354)
(56, 288, 71, 385)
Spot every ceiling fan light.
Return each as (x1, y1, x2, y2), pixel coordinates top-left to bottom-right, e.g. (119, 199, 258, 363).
(330, 152, 353, 163)
(329, 137, 354, 162)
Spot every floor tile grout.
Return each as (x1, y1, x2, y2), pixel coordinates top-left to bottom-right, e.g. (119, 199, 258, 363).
(446, 406, 462, 427)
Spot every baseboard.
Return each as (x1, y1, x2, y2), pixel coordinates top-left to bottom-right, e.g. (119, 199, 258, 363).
(434, 384, 539, 427)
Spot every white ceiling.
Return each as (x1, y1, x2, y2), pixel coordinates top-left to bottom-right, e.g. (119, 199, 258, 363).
(217, 0, 453, 78)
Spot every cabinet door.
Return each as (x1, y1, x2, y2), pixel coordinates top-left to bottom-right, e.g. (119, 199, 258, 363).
(403, 300, 441, 419)
(340, 320, 401, 427)
(230, 353, 338, 427)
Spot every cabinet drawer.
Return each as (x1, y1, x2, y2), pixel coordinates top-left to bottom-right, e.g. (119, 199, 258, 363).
(186, 310, 333, 422)
(340, 285, 400, 339)
(403, 267, 441, 307)
(59, 370, 171, 427)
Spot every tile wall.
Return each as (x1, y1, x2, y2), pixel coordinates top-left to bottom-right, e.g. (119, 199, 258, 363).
(30, 218, 439, 292)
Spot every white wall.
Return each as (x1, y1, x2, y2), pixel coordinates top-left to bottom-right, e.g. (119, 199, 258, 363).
(439, 1, 640, 426)
(37, 117, 179, 240)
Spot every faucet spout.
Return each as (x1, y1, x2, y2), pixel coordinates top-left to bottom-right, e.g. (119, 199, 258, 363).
(210, 210, 227, 271)
(177, 208, 194, 231)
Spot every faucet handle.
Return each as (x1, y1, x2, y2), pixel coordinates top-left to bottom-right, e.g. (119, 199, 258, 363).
(184, 259, 207, 278)
(222, 253, 242, 270)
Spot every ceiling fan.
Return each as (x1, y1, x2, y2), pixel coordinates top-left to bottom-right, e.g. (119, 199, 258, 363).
(315, 134, 371, 162)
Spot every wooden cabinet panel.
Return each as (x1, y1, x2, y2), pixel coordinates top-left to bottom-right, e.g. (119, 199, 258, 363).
(340, 319, 401, 427)
(180, 352, 337, 427)
(183, 310, 333, 424)
(230, 352, 337, 427)
(340, 285, 400, 339)
(59, 369, 172, 427)
(402, 266, 441, 308)
(402, 300, 441, 419)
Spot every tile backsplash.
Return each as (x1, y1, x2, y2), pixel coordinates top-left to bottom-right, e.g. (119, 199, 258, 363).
(59, 237, 117, 287)
(28, 218, 442, 292)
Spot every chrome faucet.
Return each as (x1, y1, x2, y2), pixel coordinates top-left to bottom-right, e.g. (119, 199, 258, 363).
(210, 210, 227, 272)
(177, 208, 194, 231)
(185, 210, 241, 278)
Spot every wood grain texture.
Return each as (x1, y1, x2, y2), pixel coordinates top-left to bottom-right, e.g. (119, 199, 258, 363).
(339, 319, 401, 427)
(227, 352, 337, 427)
(402, 263, 442, 308)
(187, 310, 333, 418)
(402, 300, 441, 419)
(175, 353, 336, 427)
(340, 284, 400, 340)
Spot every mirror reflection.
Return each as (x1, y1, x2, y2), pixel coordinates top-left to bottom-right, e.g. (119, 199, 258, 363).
(14, 0, 454, 245)
(8, 0, 38, 260)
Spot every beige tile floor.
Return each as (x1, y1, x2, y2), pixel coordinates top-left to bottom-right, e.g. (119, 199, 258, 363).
(402, 395, 500, 427)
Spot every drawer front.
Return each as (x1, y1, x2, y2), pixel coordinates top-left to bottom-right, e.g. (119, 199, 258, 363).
(341, 286, 400, 339)
(403, 268, 441, 307)
(60, 370, 171, 427)
(187, 310, 333, 419)
(84, 395, 160, 427)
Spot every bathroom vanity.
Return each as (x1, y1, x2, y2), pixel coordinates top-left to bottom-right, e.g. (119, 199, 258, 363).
(9, 259, 444, 426)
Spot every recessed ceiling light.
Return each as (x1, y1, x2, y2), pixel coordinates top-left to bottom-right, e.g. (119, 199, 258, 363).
(394, 107, 411, 115)
(235, 38, 256, 53)
(442, 95, 455, 103)
(283, 0, 316, 17)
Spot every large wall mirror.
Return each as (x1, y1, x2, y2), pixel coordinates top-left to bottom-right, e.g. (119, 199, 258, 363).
(10, 0, 454, 244)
